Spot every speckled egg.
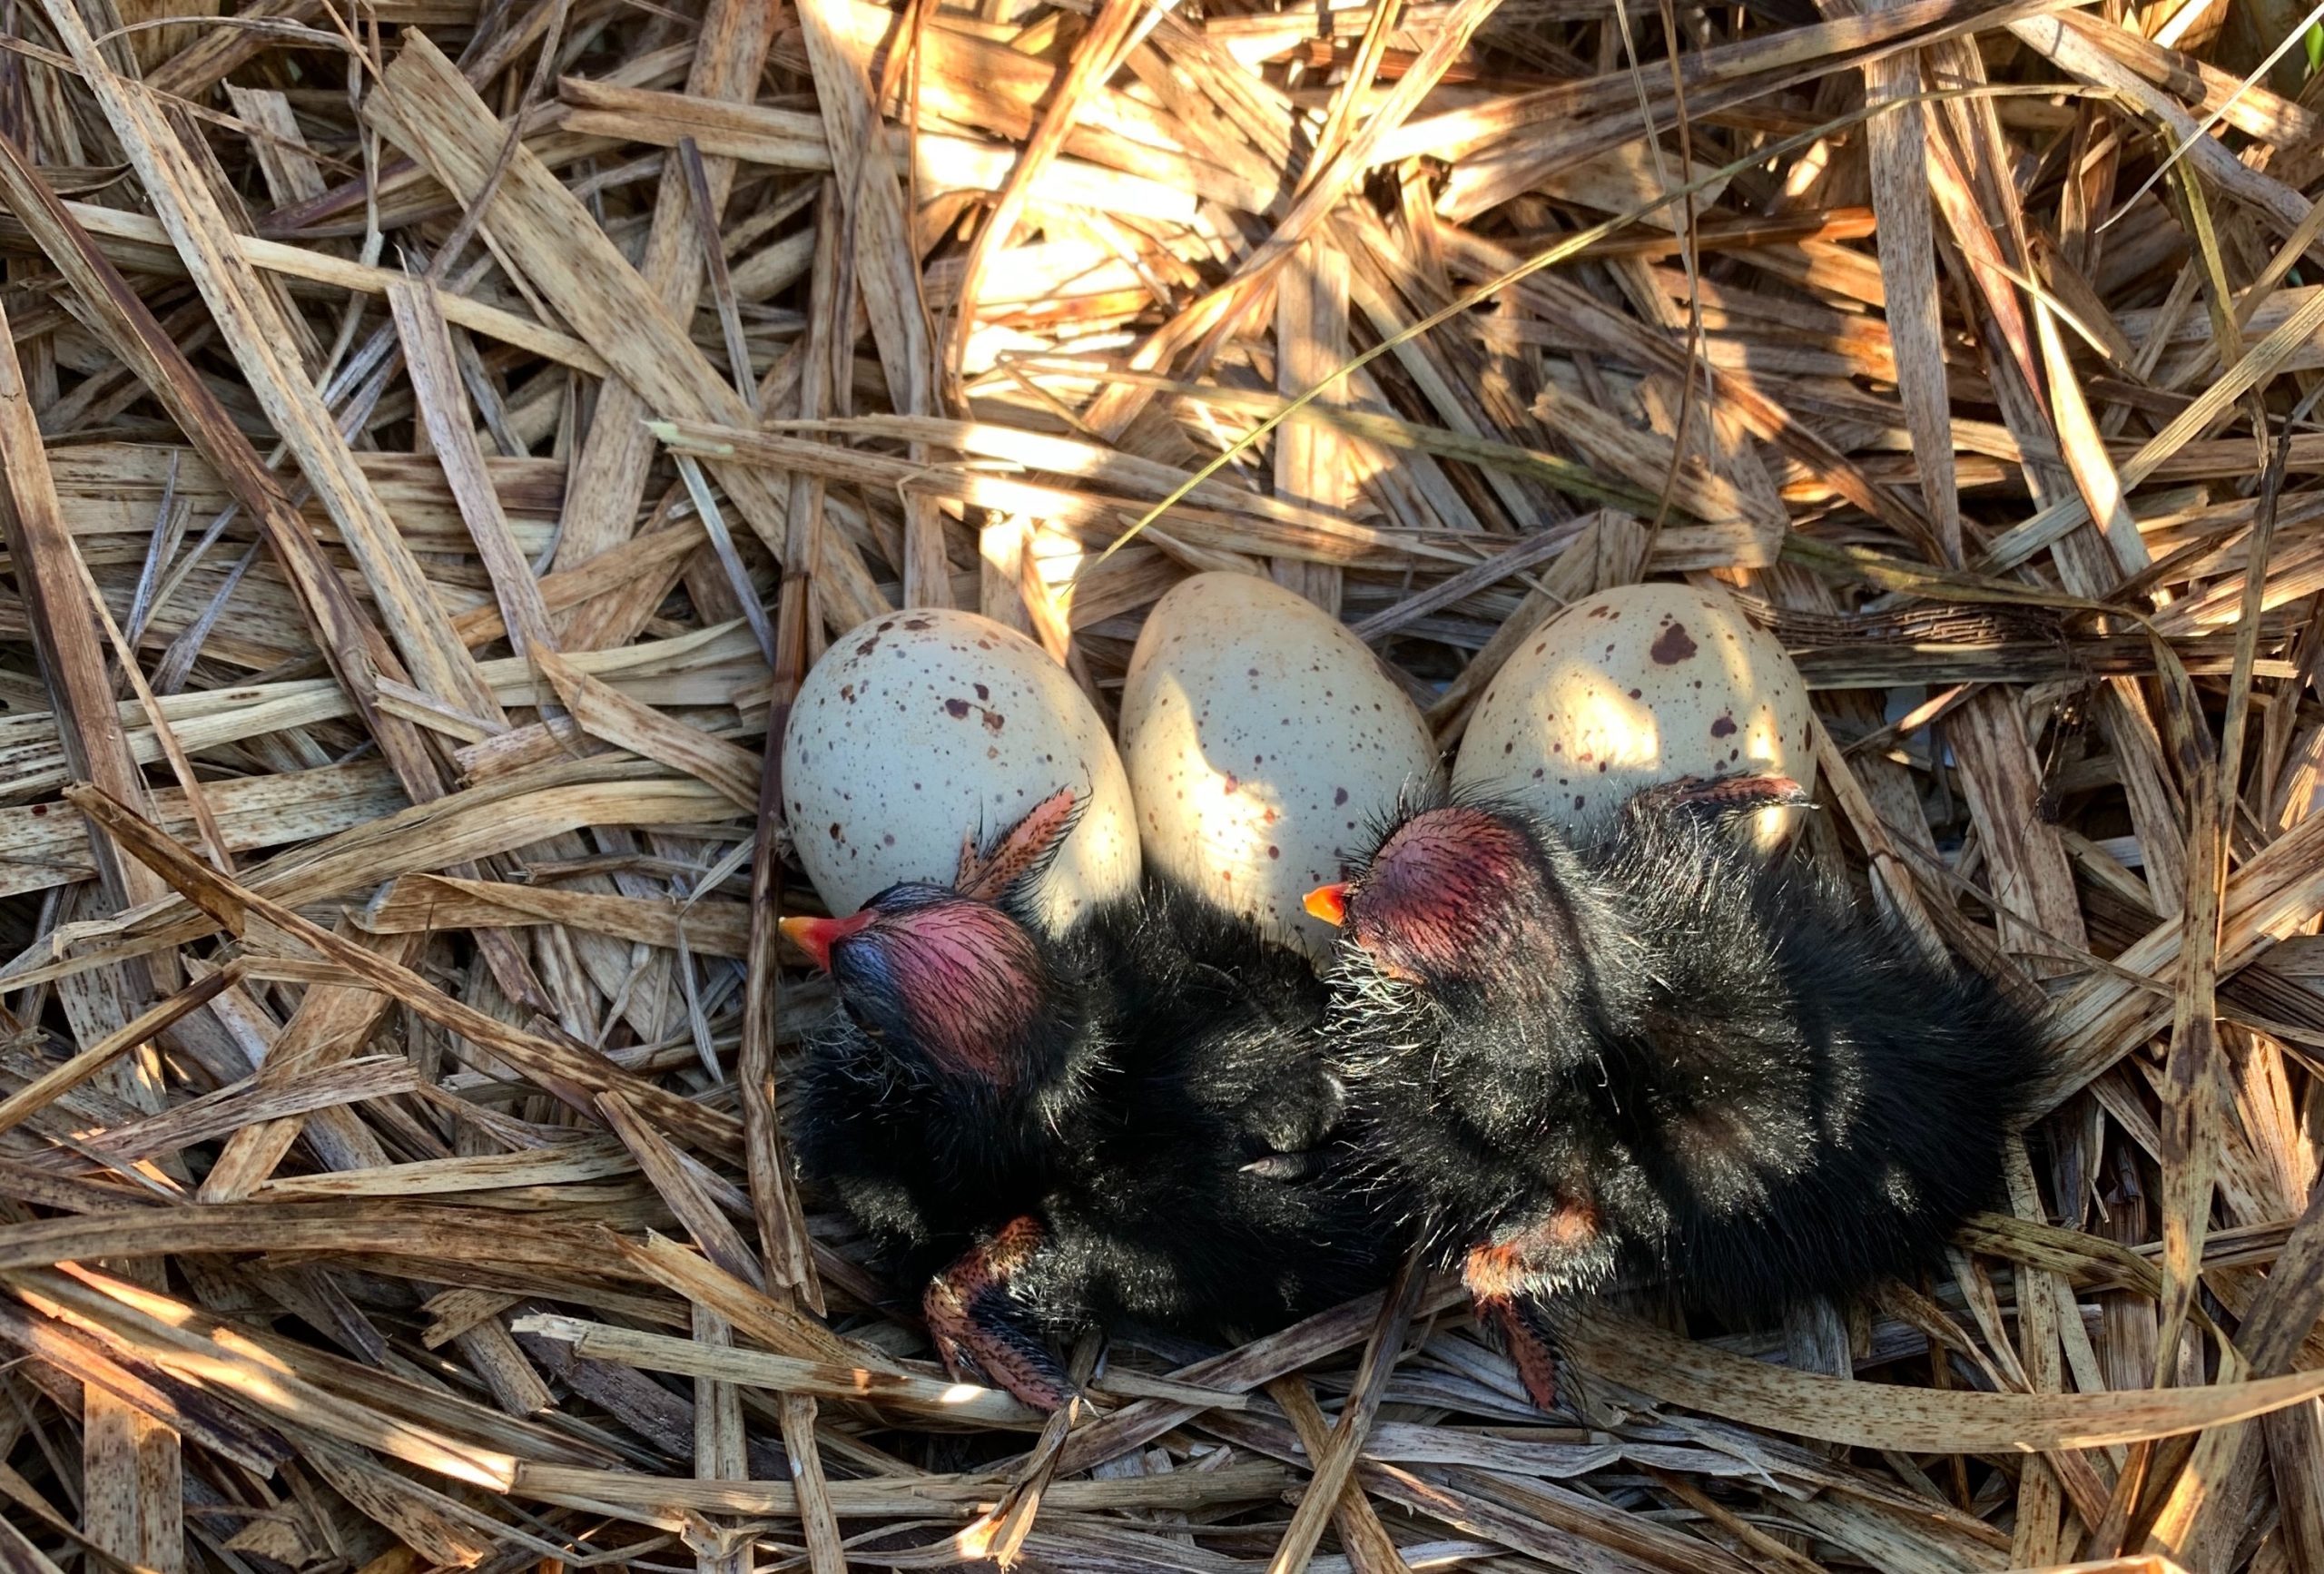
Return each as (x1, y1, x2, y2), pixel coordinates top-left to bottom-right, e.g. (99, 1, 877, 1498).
(1120, 573, 1443, 963)
(783, 608, 1139, 930)
(1453, 581, 1814, 849)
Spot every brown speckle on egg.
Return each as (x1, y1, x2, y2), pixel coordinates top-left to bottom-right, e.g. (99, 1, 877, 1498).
(782, 607, 1139, 929)
(1452, 582, 1813, 851)
(1649, 622, 1697, 664)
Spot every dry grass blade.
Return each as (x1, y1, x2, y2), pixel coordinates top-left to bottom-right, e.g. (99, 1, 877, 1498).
(60, 783, 742, 1154)
(0, 132, 457, 804)
(36, 0, 502, 728)
(945, 0, 1151, 391)
(553, 0, 773, 638)
(0, 964, 238, 1136)
(532, 645, 765, 809)
(0, 271, 185, 1574)
(389, 277, 558, 662)
(1561, 1307, 2324, 1450)
(1266, 1249, 1424, 1574)
(365, 29, 888, 633)
(790, 0, 946, 606)
(359, 875, 753, 956)
(1269, 1375, 1412, 1574)
(513, 1313, 1044, 1426)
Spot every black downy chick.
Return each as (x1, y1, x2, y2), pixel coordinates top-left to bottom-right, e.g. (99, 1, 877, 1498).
(1304, 775, 2042, 1410)
(783, 791, 1392, 1410)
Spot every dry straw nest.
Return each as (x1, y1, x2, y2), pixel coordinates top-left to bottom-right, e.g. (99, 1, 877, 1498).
(0, 0, 2321, 1569)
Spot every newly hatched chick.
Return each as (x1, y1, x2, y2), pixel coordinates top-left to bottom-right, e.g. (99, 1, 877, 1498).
(784, 792, 1388, 1410)
(1305, 777, 2042, 1410)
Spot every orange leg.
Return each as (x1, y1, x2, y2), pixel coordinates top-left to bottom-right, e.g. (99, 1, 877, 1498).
(923, 1217, 1073, 1412)
(1461, 1199, 1607, 1414)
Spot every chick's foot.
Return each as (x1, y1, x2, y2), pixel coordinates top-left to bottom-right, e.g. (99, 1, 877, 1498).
(923, 1216, 1075, 1412)
(1460, 1201, 1610, 1414)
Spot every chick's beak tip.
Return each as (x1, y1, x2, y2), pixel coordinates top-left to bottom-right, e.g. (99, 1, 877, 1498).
(780, 910, 871, 971)
(1304, 882, 1350, 927)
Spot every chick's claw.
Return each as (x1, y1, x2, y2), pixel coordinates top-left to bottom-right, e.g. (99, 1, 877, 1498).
(1470, 1287, 1565, 1413)
(1460, 1203, 1608, 1414)
(1463, 1241, 1570, 1412)
(924, 1218, 1076, 1412)
(923, 1290, 1074, 1412)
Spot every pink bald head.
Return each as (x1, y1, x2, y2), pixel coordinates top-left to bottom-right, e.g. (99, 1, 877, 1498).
(806, 886, 1055, 1087)
(880, 900, 1045, 1078)
(1345, 806, 1545, 982)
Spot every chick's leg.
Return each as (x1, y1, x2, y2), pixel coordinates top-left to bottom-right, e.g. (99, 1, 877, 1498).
(923, 1216, 1075, 1412)
(1462, 1198, 1610, 1413)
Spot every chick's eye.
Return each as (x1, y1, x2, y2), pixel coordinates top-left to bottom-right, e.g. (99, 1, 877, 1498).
(839, 997, 884, 1039)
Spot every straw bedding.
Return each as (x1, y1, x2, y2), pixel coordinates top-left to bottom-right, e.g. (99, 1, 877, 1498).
(1, 0, 2321, 1568)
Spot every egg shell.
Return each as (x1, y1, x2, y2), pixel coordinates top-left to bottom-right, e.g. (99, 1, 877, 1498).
(782, 608, 1139, 930)
(1120, 573, 1443, 962)
(1452, 581, 1815, 848)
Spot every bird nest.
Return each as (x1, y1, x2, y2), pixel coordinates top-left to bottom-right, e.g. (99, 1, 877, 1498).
(0, 0, 2320, 1569)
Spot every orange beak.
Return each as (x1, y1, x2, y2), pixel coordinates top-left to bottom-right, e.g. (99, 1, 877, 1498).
(779, 909, 876, 971)
(1303, 882, 1351, 927)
